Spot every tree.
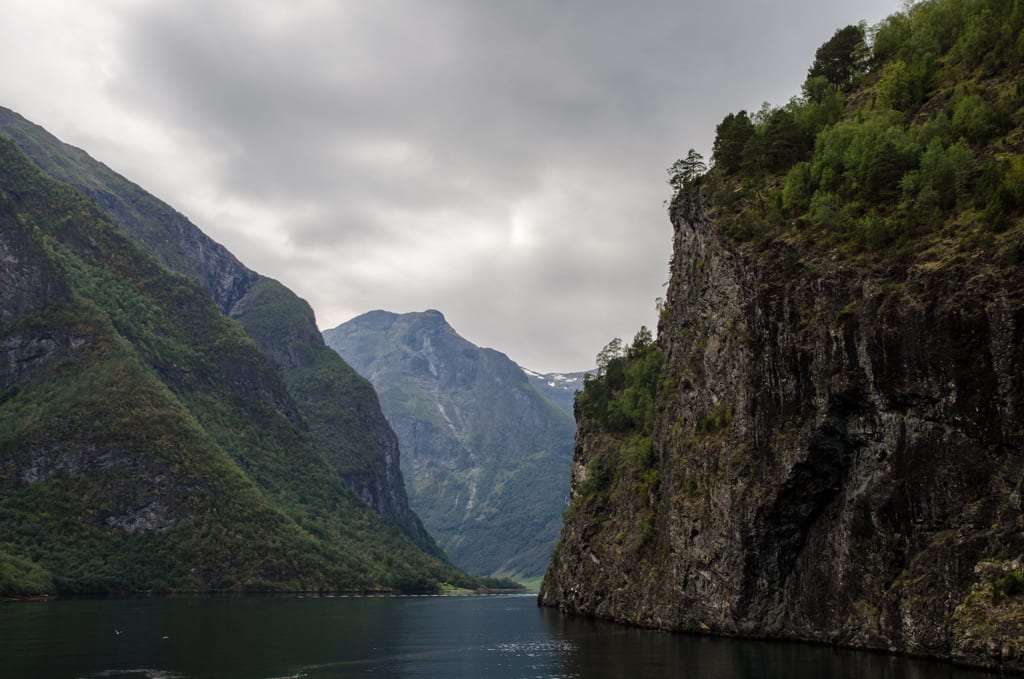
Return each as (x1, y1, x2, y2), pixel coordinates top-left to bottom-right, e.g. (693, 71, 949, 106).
(806, 24, 868, 90)
(782, 161, 813, 214)
(951, 92, 998, 143)
(668, 149, 707, 192)
(595, 338, 624, 375)
(801, 75, 834, 104)
(712, 111, 755, 174)
(762, 107, 807, 171)
(870, 11, 912, 63)
(626, 326, 653, 359)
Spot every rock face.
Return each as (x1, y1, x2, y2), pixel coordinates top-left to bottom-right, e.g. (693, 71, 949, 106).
(0, 197, 76, 389)
(540, 189, 1024, 671)
(325, 310, 575, 577)
(0, 198, 68, 328)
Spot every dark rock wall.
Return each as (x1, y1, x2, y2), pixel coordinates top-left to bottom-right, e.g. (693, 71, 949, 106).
(86, 187, 259, 315)
(540, 190, 1024, 671)
(0, 197, 81, 395)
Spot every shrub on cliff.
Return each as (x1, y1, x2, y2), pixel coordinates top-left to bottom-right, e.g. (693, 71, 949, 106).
(578, 328, 663, 436)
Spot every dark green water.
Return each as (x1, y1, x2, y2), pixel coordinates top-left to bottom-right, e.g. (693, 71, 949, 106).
(0, 594, 1003, 679)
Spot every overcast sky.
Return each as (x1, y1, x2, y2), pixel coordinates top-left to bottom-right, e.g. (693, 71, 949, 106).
(1, 0, 897, 372)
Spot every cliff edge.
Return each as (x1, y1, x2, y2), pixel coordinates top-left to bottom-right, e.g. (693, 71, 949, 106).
(540, 185, 1023, 669)
(541, 0, 1024, 666)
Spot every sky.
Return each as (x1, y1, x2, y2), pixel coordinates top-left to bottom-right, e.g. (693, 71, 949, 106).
(0, 0, 898, 373)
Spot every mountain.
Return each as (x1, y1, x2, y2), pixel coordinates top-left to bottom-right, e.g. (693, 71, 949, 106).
(0, 106, 438, 554)
(541, 0, 1024, 672)
(522, 368, 592, 414)
(324, 310, 575, 578)
(0, 114, 484, 594)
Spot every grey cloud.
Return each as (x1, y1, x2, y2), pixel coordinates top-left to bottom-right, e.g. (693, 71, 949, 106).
(88, 0, 897, 371)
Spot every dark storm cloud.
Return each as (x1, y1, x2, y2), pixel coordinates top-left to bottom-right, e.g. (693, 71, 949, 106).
(88, 0, 898, 370)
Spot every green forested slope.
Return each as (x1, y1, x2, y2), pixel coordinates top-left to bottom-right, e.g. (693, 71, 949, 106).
(0, 106, 257, 311)
(0, 137, 478, 594)
(231, 278, 444, 559)
(700, 0, 1024, 266)
(0, 107, 440, 554)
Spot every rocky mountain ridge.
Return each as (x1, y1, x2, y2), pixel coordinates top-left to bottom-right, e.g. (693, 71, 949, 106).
(324, 309, 575, 578)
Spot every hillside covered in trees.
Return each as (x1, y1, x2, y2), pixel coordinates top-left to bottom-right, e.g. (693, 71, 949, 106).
(706, 0, 1023, 261)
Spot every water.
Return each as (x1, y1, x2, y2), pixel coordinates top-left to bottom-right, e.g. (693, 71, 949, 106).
(0, 593, 1002, 679)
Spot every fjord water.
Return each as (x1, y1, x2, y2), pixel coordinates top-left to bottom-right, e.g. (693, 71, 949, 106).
(0, 594, 1001, 679)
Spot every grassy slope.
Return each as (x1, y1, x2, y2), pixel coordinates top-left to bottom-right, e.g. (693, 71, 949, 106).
(0, 138, 475, 593)
(232, 277, 391, 475)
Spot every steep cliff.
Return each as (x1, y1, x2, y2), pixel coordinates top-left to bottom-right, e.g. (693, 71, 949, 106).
(325, 310, 575, 578)
(0, 199, 69, 327)
(541, 186, 1024, 666)
(542, 0, 1024, 670)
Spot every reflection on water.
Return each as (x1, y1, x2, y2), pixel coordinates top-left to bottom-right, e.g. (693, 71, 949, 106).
(0, 593, 1003, 679)
(538, 606, 989, 679)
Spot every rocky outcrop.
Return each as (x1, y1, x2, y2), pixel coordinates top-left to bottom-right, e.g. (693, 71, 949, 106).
(540, 189, 1024, 671)
(0, 196, 85, 395)
(0, 197, 68, 328)
(86, 187, 259, 314)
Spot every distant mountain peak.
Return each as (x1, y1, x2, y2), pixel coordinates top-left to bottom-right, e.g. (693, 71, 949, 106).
(521, 367, 594, 414)
(324, 309, 576, 579)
